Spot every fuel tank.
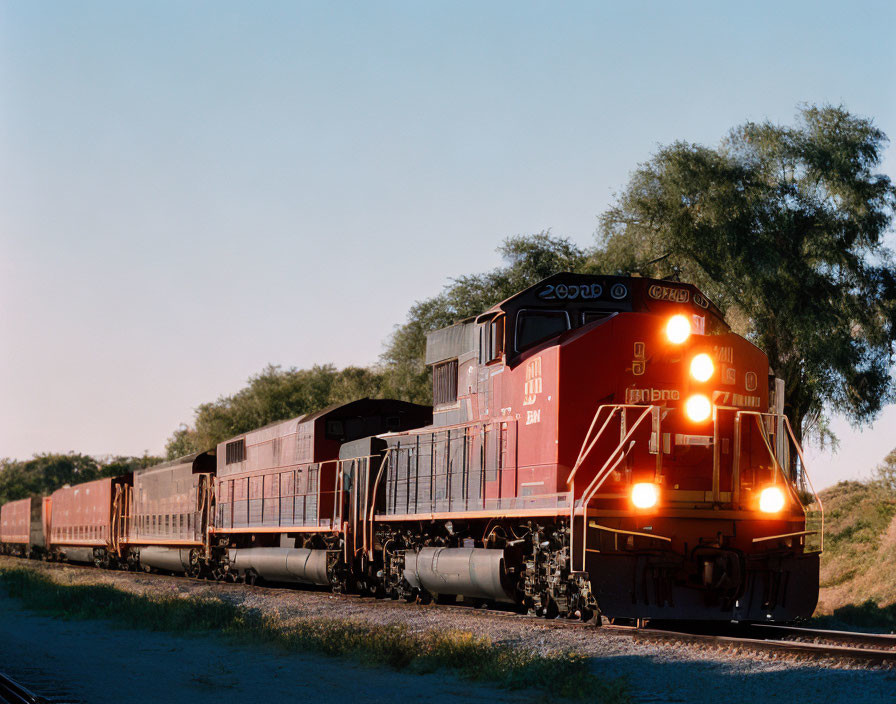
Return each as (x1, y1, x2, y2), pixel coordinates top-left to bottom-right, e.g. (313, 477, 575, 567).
(62, 547, 95, 564)
(138, 547, 196, 573)
(227, 547, 331, 586)
(404, 547, 516, 603)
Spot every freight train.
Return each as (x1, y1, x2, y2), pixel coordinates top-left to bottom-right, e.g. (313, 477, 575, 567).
(0, 273, 823, 623)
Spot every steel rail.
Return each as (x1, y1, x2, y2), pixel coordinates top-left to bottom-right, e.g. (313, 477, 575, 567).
(0, 672, 47, 704)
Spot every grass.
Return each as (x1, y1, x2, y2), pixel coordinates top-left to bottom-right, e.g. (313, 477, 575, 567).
(810, 599, 896, 632)
(818, 482, 896, 587)
(0, 566, 629, 703)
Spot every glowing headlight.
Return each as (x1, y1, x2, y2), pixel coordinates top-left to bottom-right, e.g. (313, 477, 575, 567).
(759, 486, 786, 513)
(685, 394, 712, 422)
(631, 483, 659, 509)
(690, 353, 714, 382)
(666, 314, 691, 344)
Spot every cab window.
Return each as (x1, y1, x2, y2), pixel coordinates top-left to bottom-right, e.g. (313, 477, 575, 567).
(515, 309, 570, 352)
(479, 316, 505, 364)
(581, 311, 613, 325)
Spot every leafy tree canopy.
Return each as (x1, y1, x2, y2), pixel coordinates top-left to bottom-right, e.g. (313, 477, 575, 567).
(596, 105, 896, 445)
(874, 447, 896, 494)
(165, 364, 388, 458)
(379, 232, 590, 403)
(165, 232, 590, 457)
(0, 453, 160, 504)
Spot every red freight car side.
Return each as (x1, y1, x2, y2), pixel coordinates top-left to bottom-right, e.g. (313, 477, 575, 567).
(0, 498, 31, 545)
(49, 478, 114, 547)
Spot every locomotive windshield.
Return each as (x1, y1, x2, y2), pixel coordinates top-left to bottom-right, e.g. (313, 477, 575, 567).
(515, 309, 570, 352)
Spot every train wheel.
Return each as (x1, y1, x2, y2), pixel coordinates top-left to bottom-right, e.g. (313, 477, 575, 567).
(538, 598, 559, 619)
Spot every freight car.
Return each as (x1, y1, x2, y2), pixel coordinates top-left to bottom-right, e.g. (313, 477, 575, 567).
(45, 476, 131, 566)
(0, 498, 47, 558)
(0, 273, 823, 624)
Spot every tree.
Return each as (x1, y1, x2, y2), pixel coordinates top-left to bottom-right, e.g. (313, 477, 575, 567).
(874, 447, 896, 494)
(596, 105, 896, 449)
(0, 453, 162, 504)
(164, 364, 390, 458)
(380, 232, 590, 402)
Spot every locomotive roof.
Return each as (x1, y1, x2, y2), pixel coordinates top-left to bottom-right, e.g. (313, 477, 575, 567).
(474, 272, 723, 322)
(136, 449, 216, 476)
(425, 273, 725, 366)
(218, 398, 432, 446)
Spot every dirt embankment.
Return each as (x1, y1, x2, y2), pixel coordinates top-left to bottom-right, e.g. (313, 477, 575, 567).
(816, 480, 896, 622)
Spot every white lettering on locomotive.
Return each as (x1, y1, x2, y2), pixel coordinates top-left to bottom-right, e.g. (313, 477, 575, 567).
(525, 409, 541, 425)
(632, 341, 646, 376)
(647, 284, 689, 303)
(523, 356, 542, 406)
(537, 282, 604, 300)
(714, 345, 734, 363)
(625, 388, 680, 404)
(712, 391, 761, 408)
(745, 371, 758, 391)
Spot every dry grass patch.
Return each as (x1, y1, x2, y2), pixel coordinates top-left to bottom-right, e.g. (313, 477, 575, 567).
(0, 566, 629, 703)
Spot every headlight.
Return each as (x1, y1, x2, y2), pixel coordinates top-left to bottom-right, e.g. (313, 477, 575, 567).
(759, 486, 786, 513)
(685, 394, 712, 422)
(631, 483, 659, 509)
(690, 353, 714, 382)
(666, 314, 691, 344)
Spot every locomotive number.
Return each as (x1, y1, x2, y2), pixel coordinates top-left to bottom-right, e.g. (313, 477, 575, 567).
(523, 357, 542, 406)
(538, 283, 603, 300)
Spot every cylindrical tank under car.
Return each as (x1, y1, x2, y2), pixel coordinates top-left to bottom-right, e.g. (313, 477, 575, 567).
(138, 547, 196, 573)
(227, 548, 331, 586)
(62, 547, 95, 564)
(403, 547, 516, 603)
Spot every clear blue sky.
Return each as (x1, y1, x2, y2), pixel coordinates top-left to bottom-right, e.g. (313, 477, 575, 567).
(1, 2, 894, 488)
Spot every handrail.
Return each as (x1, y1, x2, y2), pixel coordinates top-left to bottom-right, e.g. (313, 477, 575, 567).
(568, 406, 619, 484)
(577, 406, 657, 570)
(567, 404, 660, 485)
(735, 410, 824, 553)
(366, 448, 394, 561)
(579, 406, 656, 505)
(567, 404, 661, 569)
(782, 415, 824, 552)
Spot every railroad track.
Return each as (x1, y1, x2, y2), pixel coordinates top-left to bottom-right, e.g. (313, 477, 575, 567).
(4, 556, 896, 668)
(618, 624, 896, 667)
(0, 672, 47, 704)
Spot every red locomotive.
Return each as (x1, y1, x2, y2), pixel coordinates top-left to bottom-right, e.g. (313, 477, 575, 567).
(371, 273, 822, 621)
(1, 273, 822, 623)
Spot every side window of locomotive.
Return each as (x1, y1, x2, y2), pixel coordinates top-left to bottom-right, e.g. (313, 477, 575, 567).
(325, 419, 345, 440)
(515, 310, 570, 352)
(479, 316, 505, 365)
(581, 311, 613, 326)
(433, 359, 459, 405)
